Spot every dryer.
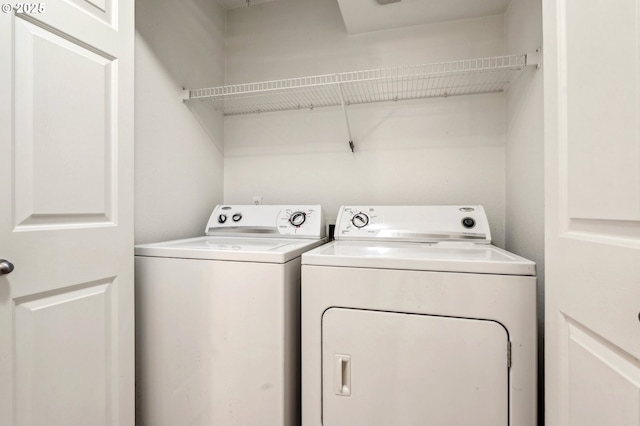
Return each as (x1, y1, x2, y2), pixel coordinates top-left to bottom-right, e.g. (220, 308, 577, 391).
(135, 205, 326, 426)
(301, 205, 536, 426)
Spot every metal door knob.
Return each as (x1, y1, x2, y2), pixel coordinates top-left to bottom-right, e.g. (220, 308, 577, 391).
(0, 259, 14, 275)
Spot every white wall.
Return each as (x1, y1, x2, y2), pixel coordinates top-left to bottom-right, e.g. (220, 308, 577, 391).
(505, 0, 544, 423)
(135, 0, 225, 243)
(224, 0, 509, 246)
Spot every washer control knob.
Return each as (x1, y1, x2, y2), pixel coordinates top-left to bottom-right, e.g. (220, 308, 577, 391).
(218, 214, 227, 224)
(232, 213, 242, 222)
(352, 212, 369, 228)
(289, 211, 306, 227)
(462, 217, 476, 229)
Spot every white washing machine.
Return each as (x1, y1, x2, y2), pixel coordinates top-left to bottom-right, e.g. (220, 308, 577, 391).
(135, 205, 326, 426)
(301, 205, 536, 426)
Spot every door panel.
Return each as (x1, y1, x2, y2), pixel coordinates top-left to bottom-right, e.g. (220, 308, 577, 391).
(14, 18, 115, 229)
(0, 0, 134, 424)
(322, 308, 508, 426)
(23, 0, 119, 49)
(563, 0, 640, 221)
(565, 318, 640, 426)
(544, 0, 640, 424)
(62, 0, 114, 26)
(15, 279, 116, 426)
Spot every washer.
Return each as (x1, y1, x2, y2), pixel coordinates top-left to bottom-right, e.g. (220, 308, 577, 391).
(135, 205, 326, 426)
(301, 205, 536, 426)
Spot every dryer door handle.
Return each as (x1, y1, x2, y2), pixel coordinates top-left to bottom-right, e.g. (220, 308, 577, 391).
(334, 354, 351, 396)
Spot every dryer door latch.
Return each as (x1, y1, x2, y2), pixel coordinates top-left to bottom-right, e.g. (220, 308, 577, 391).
(334, 354, 351, 396)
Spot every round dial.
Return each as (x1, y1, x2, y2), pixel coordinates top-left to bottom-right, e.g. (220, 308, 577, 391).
(289, 211, 306, 227)
(461, 217, 476, 229)
(217, 214, 227, 224)
(351, 212, 369, 228)
(232, 213, 242, 222)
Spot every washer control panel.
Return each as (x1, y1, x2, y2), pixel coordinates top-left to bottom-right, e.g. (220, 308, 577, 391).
(206, 205, 325, 238)
(335, 205, 491, 243)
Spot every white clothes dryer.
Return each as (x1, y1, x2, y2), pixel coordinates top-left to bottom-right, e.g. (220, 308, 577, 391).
(301, 205, 536, 426)
(135, 205, 326, 426)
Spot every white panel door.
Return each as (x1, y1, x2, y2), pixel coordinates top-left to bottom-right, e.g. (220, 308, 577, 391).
(544, 0, 640, 425)
(321, 308, 509, 426)
(0, 1, 134, 425)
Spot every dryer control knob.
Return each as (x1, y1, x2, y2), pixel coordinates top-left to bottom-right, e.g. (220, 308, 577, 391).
(289, 211, 306, 227)
(352, 212, 369, 228)
(462, 217, 476, 229)
(232, 213, 242, 222)
(218, 214, 227, 224)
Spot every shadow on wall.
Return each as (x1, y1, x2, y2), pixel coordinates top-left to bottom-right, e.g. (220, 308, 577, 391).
(136, 0, 223, 88)
(183, 101, 226, 153)
(136, 0, 225, 145)
(223, 93, 507, 157)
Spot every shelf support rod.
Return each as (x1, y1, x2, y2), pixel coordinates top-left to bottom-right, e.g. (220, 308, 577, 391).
(335, 77, 354, 153)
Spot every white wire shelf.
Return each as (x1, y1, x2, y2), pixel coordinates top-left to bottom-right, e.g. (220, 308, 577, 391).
(184, 54, 534, 116)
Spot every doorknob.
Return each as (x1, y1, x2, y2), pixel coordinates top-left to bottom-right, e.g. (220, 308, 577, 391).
(0, 259, 14, 275)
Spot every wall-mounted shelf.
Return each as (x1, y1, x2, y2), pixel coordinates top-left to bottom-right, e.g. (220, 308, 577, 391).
(184, 53, 535, 114)
(183, 52, 538, 151)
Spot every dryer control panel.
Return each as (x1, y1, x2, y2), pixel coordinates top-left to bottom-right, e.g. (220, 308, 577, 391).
(206, 205, 325, 238)
(335, 205, 491, 243)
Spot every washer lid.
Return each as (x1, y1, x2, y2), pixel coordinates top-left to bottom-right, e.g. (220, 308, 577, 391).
(302, 241, 536, 276)
(135, 236, 327, 263)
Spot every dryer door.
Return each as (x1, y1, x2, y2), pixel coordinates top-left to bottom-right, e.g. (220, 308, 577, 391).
(322, 308, 509, 426)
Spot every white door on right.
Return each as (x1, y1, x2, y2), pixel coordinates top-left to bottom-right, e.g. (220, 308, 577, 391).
(544, 0, 640, 425)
